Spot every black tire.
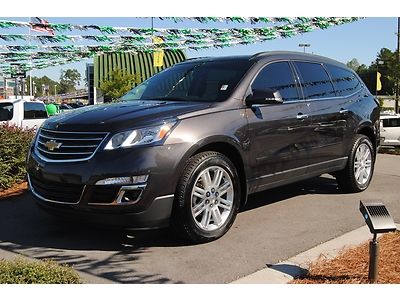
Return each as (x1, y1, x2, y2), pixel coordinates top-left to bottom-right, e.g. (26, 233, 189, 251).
(335, 134, 375, 193)
(172, 151, 241, 243)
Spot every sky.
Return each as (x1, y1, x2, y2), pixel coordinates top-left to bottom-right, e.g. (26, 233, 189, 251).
(0, 17, 398, 85)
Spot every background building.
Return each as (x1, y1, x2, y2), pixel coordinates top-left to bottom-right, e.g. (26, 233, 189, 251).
(0, 77, 16, 99)
(87, 50, 186, 104)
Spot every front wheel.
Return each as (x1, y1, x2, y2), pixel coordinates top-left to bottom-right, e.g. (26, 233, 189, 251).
(172, 151, 241, 243)
(335, 134, 375, 193)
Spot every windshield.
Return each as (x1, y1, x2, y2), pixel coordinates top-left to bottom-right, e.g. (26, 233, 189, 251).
(121, 60, 253, 102)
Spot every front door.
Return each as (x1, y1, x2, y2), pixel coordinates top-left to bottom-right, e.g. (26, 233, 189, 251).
(245, 61, 313, 192)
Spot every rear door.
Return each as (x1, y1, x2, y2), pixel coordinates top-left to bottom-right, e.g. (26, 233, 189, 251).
(323, 64, 365, 155)
(245, 61, 313, 192)
(21, 102, 48, 129)
(292, 61, 343, 167)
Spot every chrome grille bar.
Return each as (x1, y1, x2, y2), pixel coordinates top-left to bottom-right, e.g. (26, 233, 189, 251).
(35, 128, 108, 162)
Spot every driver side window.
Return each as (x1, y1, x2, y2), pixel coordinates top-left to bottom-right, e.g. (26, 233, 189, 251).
(251, 62, 300, 102)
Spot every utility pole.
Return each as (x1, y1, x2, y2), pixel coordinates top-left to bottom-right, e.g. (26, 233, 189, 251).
(396, 17, 400, 113)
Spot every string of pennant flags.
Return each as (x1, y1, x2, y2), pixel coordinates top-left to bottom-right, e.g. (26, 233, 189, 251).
(0, 17, 363, 74)
(0, 17, 361, 33)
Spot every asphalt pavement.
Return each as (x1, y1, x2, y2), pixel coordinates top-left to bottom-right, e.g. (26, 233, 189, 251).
(0, 154, 399, 283)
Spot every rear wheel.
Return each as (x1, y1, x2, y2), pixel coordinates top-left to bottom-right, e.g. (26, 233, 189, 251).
(335, 134, 375, 193)
(172, 151, 241, 243)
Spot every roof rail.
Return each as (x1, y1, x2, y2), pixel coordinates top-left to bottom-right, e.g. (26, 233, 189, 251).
(250, 52, 270, 59)
(185, 57, 210, 61)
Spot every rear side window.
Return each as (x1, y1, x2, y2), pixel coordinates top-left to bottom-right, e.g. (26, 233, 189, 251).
(382, 118, 400, 127)
(251, 61, 299, 101)
(293, 62, 335, 99)
(325, 64, 362, 96)
(0, 102, 13, 121)
(23, 102, 48, 120)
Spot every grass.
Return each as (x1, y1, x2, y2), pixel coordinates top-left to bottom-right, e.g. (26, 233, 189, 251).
(291, 231, 400, 284)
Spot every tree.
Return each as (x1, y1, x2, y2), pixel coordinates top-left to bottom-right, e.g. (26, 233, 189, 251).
(99, 69, 141, 101)
(59, 69, 81, 94)
(27, 75, 58, 98)
(348, 48, 400, 96)
(373, 48, 397, 95)
(346, 58, 360, 72)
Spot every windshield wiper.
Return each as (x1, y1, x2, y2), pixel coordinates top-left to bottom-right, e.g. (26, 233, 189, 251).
(157, 97, 188, 101)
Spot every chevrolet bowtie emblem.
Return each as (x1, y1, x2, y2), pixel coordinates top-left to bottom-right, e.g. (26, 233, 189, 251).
(44, 140, 62, 151)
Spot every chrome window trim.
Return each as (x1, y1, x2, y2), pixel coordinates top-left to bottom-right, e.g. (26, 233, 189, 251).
(290, 59, 364, 101)
(246, 59, 303, 104)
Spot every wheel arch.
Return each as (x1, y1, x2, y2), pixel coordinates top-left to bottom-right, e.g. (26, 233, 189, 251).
(176, 137, 248, 209)
(357, 123, 377, 153)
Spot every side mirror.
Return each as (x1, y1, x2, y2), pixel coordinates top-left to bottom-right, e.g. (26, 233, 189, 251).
(246, 89, 283, 106)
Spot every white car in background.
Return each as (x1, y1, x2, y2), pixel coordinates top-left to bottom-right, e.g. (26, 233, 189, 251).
(0, 98, 48, 130)
(380, 112, 400, 147)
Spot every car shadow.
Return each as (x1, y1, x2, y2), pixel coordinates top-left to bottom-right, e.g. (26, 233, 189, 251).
(0, 175, 339, 283)
(243, 175, 340, 212)
(0, 175, 340, 251)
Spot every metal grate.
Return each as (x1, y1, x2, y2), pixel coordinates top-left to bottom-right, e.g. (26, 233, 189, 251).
(29, 175, 84, 204)
(35, 128, 108, 162)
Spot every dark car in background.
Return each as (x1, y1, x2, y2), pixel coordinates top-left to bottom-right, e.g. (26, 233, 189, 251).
(26, 51, 380, 243)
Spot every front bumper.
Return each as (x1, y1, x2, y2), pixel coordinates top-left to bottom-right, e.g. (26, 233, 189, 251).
(26, 142, 190, 229)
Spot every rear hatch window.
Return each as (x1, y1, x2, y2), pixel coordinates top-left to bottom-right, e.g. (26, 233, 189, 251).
(0, 102, 13, 121)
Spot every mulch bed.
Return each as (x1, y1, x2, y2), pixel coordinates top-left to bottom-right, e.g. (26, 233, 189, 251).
(291, 231, 400, 284)
(0, 182, 28, 199)
(378, 147, 400, 155)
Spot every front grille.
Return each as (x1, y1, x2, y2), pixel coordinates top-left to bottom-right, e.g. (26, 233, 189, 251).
(35, 128, 108, 161)
(30, 175, 84, 204)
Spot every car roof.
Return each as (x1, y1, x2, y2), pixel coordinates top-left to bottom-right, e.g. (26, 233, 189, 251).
(0, 98, 44, 104)
(180, 51, 347, 69)
(380, 113, 400, 119)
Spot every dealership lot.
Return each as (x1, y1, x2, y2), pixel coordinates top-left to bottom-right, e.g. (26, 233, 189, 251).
(0, 154, 399, 283)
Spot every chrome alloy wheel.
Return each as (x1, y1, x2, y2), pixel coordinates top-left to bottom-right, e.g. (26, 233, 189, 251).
(353, 143, 372, 185)
(190, 166, 234, 231)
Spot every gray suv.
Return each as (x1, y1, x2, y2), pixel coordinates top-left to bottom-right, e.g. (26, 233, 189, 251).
(26, 51, 380, 243)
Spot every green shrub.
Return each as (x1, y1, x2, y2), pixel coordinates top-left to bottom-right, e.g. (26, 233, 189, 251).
(0, 123, 35, 191)
(0, 258, 81, 284)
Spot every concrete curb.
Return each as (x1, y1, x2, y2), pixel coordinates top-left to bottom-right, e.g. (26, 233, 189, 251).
(231, 224, 400, 284)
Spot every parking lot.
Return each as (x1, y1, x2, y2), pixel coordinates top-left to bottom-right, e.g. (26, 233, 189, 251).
(0, 154, 399, 283)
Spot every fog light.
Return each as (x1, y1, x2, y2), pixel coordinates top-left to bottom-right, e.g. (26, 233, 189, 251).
(95, 175, 148, 185)
(119, 190, 142, 203)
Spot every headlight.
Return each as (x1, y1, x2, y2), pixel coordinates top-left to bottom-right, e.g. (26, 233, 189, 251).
(104, 121, 176, 150)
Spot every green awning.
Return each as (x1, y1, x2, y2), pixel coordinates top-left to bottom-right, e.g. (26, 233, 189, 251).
(93, 50, 186, 88)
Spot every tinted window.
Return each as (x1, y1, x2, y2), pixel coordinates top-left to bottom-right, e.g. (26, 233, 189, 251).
(23, 102, 47, 119)
(382, 118, 400, 127)
(121, 60, 254, 102)
(294, 62, 335, 99)
(325, 64, 362, 96)
(0, 102, 13, 121)
(251, 62, 299, 101)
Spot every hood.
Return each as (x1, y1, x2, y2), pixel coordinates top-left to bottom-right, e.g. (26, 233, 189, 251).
(44, 100, 211, 132)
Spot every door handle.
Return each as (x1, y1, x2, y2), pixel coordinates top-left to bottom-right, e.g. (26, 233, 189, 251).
(339, 108, 349, 114)
(297, 113, 309, 120)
